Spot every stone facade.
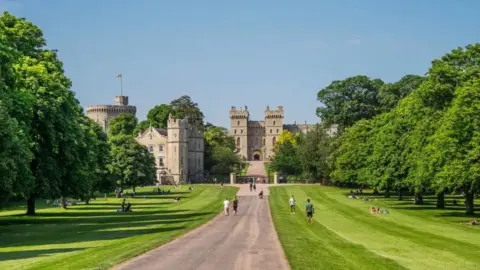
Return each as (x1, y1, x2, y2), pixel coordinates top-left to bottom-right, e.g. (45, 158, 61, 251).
(86, 96, 137, 133)
(229, 105, 337, 161)
(135, 115, 204, 185)
(86, 95, 204, 185)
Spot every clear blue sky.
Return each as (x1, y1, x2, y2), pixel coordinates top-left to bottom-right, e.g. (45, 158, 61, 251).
(2, 0, 479, 127)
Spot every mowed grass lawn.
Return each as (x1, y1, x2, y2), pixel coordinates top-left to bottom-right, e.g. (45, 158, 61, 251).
(0, 185, 237, 270)
(269, 185, 480, 270)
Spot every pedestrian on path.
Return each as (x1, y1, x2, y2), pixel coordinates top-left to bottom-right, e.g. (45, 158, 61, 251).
(253, 183, 256, 192)
(223, 197, 230, 216)
(305, 199, 314, 224)
(233, 196, 239, 215)
(249, 182, 253, 192)
(289, 195, 296, 214)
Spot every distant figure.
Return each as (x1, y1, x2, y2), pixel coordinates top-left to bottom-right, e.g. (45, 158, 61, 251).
(221, 182, 224, 189)
(370, 207, 376, 214)
(233, 197, 239, 215)
(259, 190, 264, 199)
(124, 203, 132, 212)
(453, 199, 458, 206)
(121, 199, 126, 212)
(289, 195, 296, 214)
(249, 182, 253, 192)
(305, 199, 314, 224)
(253, 183, 256, 192)
(173, 197, 180, 202)
(223, 198, 230, 216)
(466, 218, 477, 225)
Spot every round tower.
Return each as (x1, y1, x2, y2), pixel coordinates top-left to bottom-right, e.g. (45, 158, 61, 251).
(86, 95, 136, 133)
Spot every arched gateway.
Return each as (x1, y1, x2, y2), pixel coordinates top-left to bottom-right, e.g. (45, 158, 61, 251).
(252, 150, 262, 161)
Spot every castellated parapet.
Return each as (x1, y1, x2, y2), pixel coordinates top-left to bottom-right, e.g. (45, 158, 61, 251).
(86, 95, 136, 133)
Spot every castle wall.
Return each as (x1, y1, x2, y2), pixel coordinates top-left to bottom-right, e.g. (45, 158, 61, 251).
(86, 96, 136, 133)
(229, 106, 249, 160)
(167, 116, 189, 184)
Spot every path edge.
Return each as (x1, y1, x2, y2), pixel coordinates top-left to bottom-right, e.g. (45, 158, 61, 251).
(266, 188, 292, 270)
(111, 189, 237, 270)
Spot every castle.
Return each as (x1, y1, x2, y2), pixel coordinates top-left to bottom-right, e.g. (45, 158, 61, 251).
(86, 95, 204, 184)
(229, 105, 337, 161)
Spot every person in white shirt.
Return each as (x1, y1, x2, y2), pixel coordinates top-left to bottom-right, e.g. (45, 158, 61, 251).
(289, 195, 296, 214)
(223, 198, 230, 216)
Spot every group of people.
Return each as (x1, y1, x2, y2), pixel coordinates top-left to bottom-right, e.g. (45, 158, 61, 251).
(117, 198, 132, 212)
(223, 196, 239, 216)
(289, 195, 315, 224)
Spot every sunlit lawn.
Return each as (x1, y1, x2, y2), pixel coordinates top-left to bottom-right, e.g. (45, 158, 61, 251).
(0, 185, 237, 270)
(269, 185, 480, 270)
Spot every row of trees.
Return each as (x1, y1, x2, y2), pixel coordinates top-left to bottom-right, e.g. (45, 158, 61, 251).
(0, 12, 116, 214)
(272, 43, 479, 215)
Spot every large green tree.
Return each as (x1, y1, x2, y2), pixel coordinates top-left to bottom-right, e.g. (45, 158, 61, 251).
(170, 95, 204, 127)
(108, 113, 138, 137)
(108, 135, 156, 191)
(0, 12, 104, 214)
(316, 75, 384, 130)
(203, 125, 241, 175)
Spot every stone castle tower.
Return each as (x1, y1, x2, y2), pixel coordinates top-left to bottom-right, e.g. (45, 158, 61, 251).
(86, 95, 137, 133)
(229, 105, 285, 161)
(166, 115, 189, 184)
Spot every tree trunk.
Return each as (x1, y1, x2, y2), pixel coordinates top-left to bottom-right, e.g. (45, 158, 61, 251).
(61, 197, 67, 209)
(414, 193, 424, 205)
(26, 195, 36, 215)
(397, 189, 403, 200)
(85, 198, 90, 205)
(133, 186, 136, 192)
(465, 192, 475, 215)
(436, 191, 445, 209)
(384, 188, 391, 198)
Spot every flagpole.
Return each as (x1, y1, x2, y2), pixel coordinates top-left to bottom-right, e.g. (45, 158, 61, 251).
(120, 75, 123, 96)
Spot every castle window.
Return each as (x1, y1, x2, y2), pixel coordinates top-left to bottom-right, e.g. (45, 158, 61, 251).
(237, 121, 240, 126)
(148, 145, 154, 153)
(241, 129, 243, 134)
(270, 129, 272, 134)
(273, 121, 276, 125)
(236, 137, 240, 146)
(234, 129, 237, 134)
(263, 138, 265, 146)
(174, 146, 176, 153)
(276, 129, 279, 133)
(158, 157, 164, 167)
(158, 144, 164, 152)
(273, 137, 276, 145)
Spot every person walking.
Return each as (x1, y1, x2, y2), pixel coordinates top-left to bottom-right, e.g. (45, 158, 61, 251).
(253, 183, 256, 192)
(305, 199, 314, 224)
(223, 197, 230, 216)
(233, 196, 239, 215)
(289, 195, 296, 214)
(249, 182, 253, 192)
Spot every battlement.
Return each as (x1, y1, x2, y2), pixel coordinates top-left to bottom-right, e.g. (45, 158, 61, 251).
(167, 114, 188, 128)
(115, 95, 129, 106)
(247, 121, 265, 128)
(86, 105, 137, 114)
(229, 106, 249, 119)
(264, 105, 284, 119)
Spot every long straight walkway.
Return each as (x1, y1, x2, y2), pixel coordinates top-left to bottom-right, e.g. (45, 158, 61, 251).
(113, 184, 289, 270)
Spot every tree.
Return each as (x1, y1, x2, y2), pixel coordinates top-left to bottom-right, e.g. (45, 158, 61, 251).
(378, 75, 425, 111)
(108, 113, 138, 137)
(275, 130, 297, 150)
(108, 135, 156, 191)
(134, 104, 172, 135)
(203, 124, 240, 174)
(270, 141, 301, 175)
(296, 125, 332, 181)
(316, 75, 384, 130)
(170, 95, 204, 128)
(0, 12, 104, 214)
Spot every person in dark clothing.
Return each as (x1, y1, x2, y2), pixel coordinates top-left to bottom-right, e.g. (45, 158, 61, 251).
(253, 183, 256, 191)
(233, 197, 239, 215)
(249, 182, 253, 192)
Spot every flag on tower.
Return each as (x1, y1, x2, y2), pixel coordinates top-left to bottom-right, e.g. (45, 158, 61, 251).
(116, 73, 122, 78)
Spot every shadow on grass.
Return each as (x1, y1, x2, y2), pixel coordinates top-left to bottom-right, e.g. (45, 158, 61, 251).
(0, 210, 214, 248)
(0, 247, 85, 262)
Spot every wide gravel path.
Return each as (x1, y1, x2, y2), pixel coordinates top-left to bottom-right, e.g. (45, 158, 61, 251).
(113, 184, 289, 270)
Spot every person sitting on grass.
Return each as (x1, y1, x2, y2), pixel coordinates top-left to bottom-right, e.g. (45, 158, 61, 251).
(124, 203, 132, 212)
(370, 207, 376, 214)
(173, 197, 181, 203)
(466, 218, 477, 225)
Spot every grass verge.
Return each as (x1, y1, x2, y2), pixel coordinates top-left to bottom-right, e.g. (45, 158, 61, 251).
(269, 185, 479, 270)
(0, 185, 238, 270)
